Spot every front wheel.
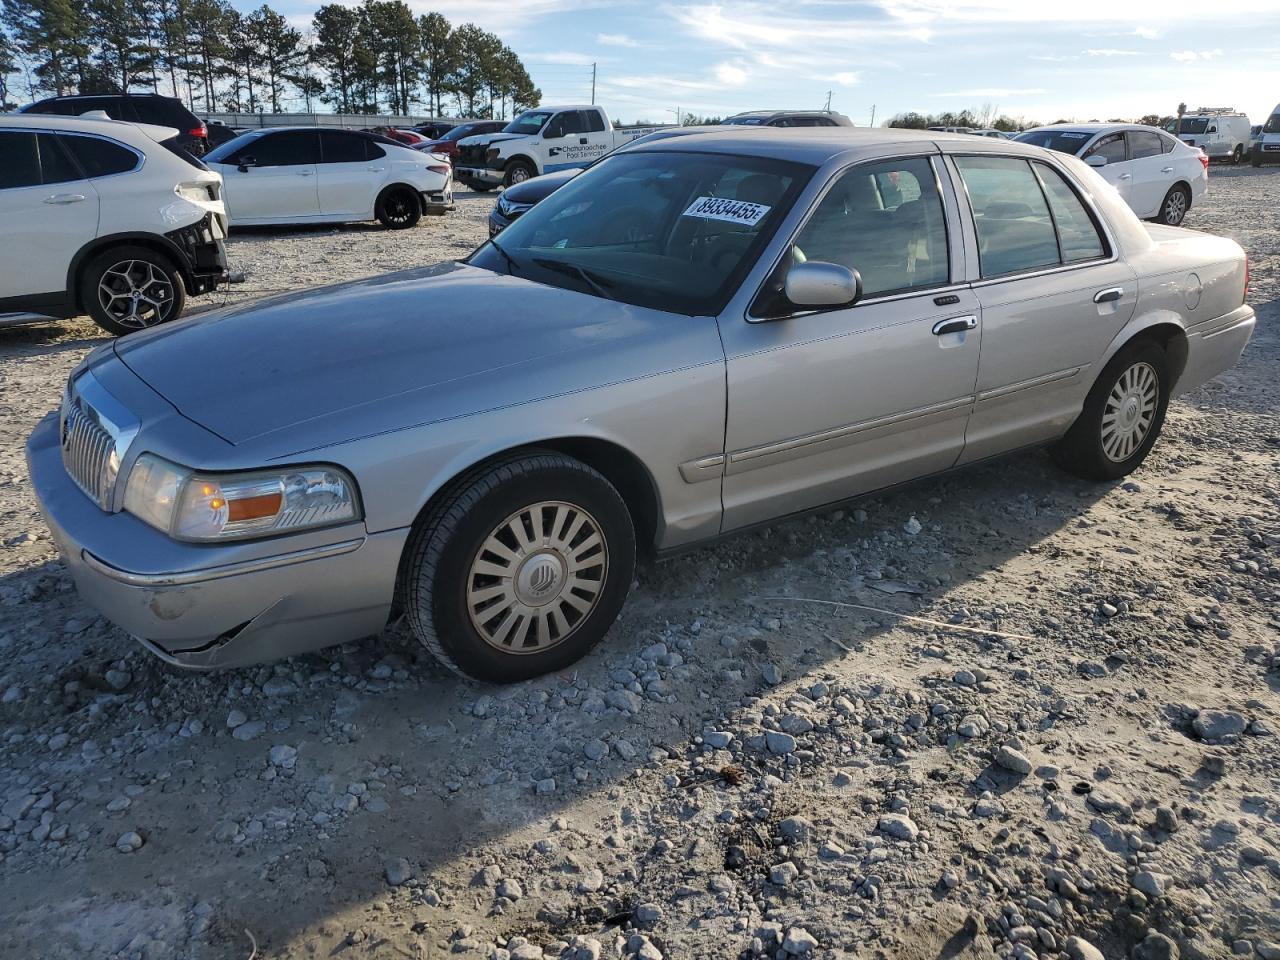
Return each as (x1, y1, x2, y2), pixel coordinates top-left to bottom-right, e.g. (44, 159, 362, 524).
(404, 452, 636, 683)
(503, 161, 536, 188)
(1051, 340, 1170, 481)
(1156, 185, 1190, 226)
(80, 246, 187, 336)
(376, 186, 422, 229)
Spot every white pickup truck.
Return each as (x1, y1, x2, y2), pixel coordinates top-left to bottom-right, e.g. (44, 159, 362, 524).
(454, 105, 668, 191)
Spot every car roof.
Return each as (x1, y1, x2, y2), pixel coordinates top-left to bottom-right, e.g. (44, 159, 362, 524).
(1022, 123, 1158, 134)
(621, 126, 1050, 164)
(0, 112, 177, 142)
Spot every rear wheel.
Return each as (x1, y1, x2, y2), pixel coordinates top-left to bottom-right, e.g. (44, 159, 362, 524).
(80, 245, 187, 336)
(1231, 144, 1243, 165)
(1051, 340, 1170, 481)
(376, 185, 421, 229)
(404, 452, 636, 683)
(1155, 184, 1190, 226)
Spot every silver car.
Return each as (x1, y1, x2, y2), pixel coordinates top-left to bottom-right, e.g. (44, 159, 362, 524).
(28, 129, 1255, 683)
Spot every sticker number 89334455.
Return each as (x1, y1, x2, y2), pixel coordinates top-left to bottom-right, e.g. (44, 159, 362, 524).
(681, 195, 772, 227)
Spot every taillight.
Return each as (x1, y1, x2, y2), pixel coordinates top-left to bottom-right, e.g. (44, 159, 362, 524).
(190, 125, 208, 138)
(1244, 255, 1250, 300)
(1198, 150, 1209, 172)
(427, 164, 450, 175)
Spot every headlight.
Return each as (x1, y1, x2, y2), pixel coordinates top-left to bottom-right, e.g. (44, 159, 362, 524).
(123, 454, 360, 542)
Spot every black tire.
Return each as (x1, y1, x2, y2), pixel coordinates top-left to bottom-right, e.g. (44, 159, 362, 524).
(468, 182, 497, 193)
(1231, 144, 1243, 165)
(79, 245, 187, 337)
(1250, 150, 1262, 168)
(404, 452, 636, 683)
(503, 160, 536, 188)
(376, 185, 421, 229)
(1051, 339, 1170, 481)
(1155, 184, 1190, 226)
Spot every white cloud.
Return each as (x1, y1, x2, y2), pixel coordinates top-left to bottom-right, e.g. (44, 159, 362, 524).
(1133, 25, 1161, 39)
(1085, 48, 1142, 56)
(874, 0, 1280, 24)
(1170, 48, 1223, 61)
(597, 33, 638, 47)
(668, 3, 935, 52)
(1030, 54, 1078, 61)
(715, 62, 749, 85)
(533, 51, 598, 66)
(943, 87, 1046, 97)
(832, 71, 860, 86)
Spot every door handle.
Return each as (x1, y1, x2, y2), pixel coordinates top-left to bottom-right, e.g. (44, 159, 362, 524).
(932, 315, 977, 336)
(1093, 287, 1124, 304)
(367, 166, 385, 172)
(1118, 173, 1132, 180)
(1161, 166, 1174, 173)
(43, 194, 86, 204)
(297, 170, 313, 176)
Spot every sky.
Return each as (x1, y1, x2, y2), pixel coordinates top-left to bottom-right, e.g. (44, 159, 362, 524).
(245, 0, 1280, 126)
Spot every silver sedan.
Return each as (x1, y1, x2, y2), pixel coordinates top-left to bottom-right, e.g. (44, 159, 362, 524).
(28, 129, 1255, 682)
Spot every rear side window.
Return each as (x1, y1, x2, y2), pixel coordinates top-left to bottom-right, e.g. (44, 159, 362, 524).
(1127, 130, 1163, 159)
(60, 134, 140, 177)
(585, 110, 606, 133)
(1084, 133, 1127, 164)
(319, 130, 368, 163)
(1033, 162, 1107, 263)
(792, 156, 950, 297)
(36, 133, 82, 184)
(1158, 132, 1179, 154)
(0, 131, 42, 188)
(129, 97, 193, 126)
(955, 155, 1060, 277)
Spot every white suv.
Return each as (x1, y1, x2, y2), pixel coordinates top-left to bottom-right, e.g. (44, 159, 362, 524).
(0, 114, 228, 336)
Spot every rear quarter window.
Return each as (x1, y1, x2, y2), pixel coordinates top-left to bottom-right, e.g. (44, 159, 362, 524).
(59, 134, 141, 177)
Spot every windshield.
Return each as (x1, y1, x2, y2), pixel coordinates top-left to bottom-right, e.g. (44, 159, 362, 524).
(1014, 129, 1094, 155)
(468, 150, 812, 315)
(1265, 114, 1280, 134)
(503, 110, 553, 135)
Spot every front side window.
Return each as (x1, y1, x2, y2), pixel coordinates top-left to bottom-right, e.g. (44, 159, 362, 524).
(955, 155, 1060, 277)
(1084, 133, 1127, 164)
(58, 134, 139, 177)
(0, 131, 41, 188)
(242, 130, 319, 166)
(789, 156, 950, 298)
(1033, 162, 1107, 263)
(469, 149, 811, 315)
(1128, 130, 1163, 159)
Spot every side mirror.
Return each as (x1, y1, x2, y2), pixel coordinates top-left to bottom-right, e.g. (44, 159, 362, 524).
(1085, 154, 1108, 168)
(237, 155, 257, 172)
(784, 261, 862, 309)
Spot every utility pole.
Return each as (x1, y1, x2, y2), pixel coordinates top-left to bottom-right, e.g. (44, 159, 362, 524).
(824, 90, 832, 111)
(591, 63, 596, 105)
(869, 104, 876, 127)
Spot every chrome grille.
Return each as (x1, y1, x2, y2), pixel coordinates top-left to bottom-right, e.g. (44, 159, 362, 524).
(61, 395, 115, 508)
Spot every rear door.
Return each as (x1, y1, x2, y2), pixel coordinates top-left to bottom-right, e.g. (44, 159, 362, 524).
(317, 131, 382, 217)
(947, 153, 1136, 463)
(214, 130, 320, 222)
(1124, 129, 1171, 218)
(0, 129, 100, 302)
(720, 152, 982, 530)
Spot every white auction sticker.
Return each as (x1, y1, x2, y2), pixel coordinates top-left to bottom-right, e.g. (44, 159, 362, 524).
(681, 195, 771, 227)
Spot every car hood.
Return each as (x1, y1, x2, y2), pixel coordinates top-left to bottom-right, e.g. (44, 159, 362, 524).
(502, 168, 581, 204)
(112, 262, 689, 451)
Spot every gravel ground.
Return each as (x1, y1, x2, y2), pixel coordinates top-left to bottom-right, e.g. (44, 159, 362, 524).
(0, 174, 1277, 960)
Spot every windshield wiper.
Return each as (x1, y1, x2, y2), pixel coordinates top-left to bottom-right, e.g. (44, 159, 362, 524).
(531, 258, 616, 301)
(488, 237, 520, 275)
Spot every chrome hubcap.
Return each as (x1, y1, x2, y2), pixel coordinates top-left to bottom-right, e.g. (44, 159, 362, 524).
(98, 260, 174, 328)
(466, 500, 608, 654)
(510, 168, 529, 183)
(1101, 362, 1158, 462)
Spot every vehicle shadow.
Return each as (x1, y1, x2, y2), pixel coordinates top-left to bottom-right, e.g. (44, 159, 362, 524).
(0, 443, 1123, 957)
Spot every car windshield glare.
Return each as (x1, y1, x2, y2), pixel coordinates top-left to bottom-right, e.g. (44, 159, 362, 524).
(1014, 129, 1096, 155)
(503, 111, 553, 135)
(1264, 114, 1280, 134)
(468, 150, 812, 315)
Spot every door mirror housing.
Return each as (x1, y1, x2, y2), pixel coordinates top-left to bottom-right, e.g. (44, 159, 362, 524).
(237, 155, 257, 172)
(784, 261, 862, 309)
(1085, 154, 1108, 168)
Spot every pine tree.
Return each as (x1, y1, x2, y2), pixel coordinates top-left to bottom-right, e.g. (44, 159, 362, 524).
(245, 5, 301, 112)
(2, 0, 89, 95)
(417, 11, 451, 117)
(87, 0, 156, 93)
(312, 2, 360, 113)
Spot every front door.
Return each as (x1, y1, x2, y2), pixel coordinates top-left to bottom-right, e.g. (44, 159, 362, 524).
(1083, 131, 1132, 206)
(216, 129, 320, 222)
(947, 154, 1137, 463)
(719, 154, 981, 531)
(0, 130, 100, 302)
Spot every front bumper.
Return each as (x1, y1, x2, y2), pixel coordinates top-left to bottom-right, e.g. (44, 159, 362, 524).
(165, 214, 228, 295)
(27, 412, 406, 670)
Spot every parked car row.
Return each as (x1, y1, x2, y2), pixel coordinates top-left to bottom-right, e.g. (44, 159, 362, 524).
(27, 126, 1255, 684)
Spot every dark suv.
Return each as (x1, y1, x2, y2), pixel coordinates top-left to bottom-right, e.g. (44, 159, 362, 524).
(21, 93, 209, 155)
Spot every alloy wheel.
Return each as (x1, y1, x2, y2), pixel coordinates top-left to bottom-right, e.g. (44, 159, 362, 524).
(97, 260, 175, 329)
(384, 191, 414, 226)
(1163, 190, 1187, 225)
(1101, 362, 1159, 462)
(465, 500, 608, 654)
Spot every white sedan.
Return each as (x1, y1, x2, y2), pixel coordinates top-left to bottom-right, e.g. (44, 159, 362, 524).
(1015, 123, 1207, 226)
(205, 127, 452, 229)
